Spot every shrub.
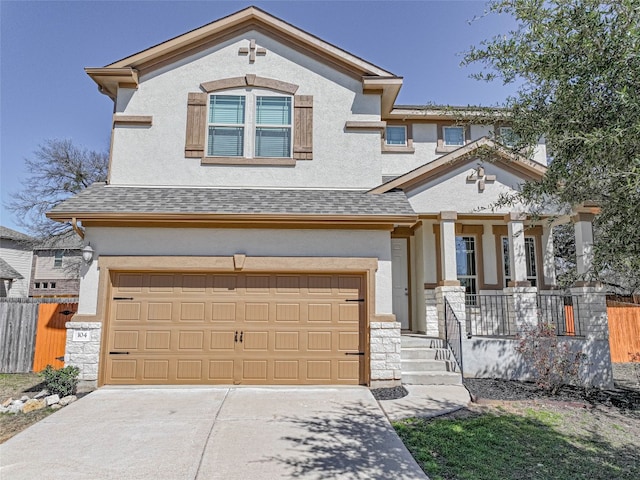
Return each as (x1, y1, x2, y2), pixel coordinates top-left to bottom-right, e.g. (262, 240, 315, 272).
(41, 365, 80, 397)
(515, 323, 586, 394)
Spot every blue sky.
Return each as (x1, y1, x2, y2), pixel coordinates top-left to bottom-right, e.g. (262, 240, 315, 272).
(0, 0, 517, 233)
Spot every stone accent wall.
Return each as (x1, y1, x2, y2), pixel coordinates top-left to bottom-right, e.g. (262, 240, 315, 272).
(64, 321, 102, 391)
(369, 321, 401, 387)
(424, 289, 439, 336)
(435, 286, 466, 338)
(503, 286, 538, 333)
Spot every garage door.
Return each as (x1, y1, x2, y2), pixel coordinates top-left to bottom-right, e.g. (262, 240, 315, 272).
(104, 272, 364, 385)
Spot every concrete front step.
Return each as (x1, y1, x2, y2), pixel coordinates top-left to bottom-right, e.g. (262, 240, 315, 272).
(401, 335, 447, 348)
(401, 347, 451, 360)
(402, 371, 463, 385)
(401, 359, 451, 372)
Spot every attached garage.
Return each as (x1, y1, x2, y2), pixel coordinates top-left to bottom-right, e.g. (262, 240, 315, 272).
(104, 271, 365, 385)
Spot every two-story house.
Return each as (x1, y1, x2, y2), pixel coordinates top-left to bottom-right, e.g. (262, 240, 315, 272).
(29, 231, 82, 298)
(49, 7, 612, 390)
(0, 226, 33, 298)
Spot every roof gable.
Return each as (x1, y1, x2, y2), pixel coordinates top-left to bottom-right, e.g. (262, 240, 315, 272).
(86, 6, 400, 99)
(368, 137, 547, 194)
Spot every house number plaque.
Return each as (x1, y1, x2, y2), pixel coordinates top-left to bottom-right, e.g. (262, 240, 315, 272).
(72, 330, 91, 342)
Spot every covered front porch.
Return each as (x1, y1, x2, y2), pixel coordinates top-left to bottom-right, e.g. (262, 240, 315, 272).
(390, 205, 613, 388)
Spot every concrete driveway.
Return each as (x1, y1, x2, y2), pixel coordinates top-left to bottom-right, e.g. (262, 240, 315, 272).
(0, 386, 427, 480)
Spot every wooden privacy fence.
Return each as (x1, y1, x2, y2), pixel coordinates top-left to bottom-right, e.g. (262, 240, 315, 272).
(0, 298, 78, 373)
(607, 304, 640, 363)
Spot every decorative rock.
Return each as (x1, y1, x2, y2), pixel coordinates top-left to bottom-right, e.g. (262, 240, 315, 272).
(0, 405, 8, 413)
(7, 403, 23, 414)
(11, 399, 24, 406)
(22, 398, 46, 413)
(1, 398, 13, 407)
(45, 394, 60, 406)
(34, 389, 49, 399)
(59, 395, 77, 406)
(20, 395, 30, 402)
(50, 404, 62, 410)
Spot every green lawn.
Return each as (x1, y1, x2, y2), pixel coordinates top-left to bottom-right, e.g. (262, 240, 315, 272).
(394, 405, 639, 480)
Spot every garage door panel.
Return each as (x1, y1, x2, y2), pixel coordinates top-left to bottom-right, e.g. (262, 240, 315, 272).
(182, 274, 207, 292)
(180, 303, 206, 322)
(145, 331, 171, 350)
(106, 272, 363, 385)
(211, 303, 236, 322)
(112, 330, 139, 350)
(210, 331, 236, 351)
(147, 302, 173, 322)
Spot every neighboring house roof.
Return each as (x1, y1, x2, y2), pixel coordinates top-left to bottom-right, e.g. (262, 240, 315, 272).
(47, 184, 417, 225)
(368, 137, 548, 194)
(33, 230, 83, 251)
(86, 6, 401, 105)
(0, 226, 32, 242)
(0, 257, 23, 280)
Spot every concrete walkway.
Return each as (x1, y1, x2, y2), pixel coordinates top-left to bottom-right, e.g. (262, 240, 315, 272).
(1, 387, 428, 480)
(377, 385, 471, 422)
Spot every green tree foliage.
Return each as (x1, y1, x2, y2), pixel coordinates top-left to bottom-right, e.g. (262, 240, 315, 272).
(8, 139, 108, 239)
(464, 0, 640, 293)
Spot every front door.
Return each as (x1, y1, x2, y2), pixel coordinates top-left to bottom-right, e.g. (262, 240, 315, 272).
(391, 238, 409, 329)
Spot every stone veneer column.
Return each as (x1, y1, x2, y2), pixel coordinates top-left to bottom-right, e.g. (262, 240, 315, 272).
(435, 286, 467, 339)
(369, 320, 401, 387)
(570, 284, 613, 388)
(64, 321, 102, 390)
(424, 289, 439, 337)
(503, 286, 538, 334)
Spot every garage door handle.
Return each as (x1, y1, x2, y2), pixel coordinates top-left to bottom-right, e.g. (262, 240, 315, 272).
(345, 352, 364, 356)
(234, 331, 238, 343)
(239, 331, 243, 343)
(345, 298, 365, 303)
(109, 351, 130, 355)
(113, 297, 134, 300)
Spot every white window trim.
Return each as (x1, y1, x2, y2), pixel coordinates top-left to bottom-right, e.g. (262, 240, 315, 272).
(207, 88, 293, 159)
(456, 235, 478, 296)
(501, 236, 538, 287)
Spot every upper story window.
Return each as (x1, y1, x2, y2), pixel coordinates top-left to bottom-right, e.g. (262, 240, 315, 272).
(443, 126, 465, 147)
(207, 92, 292, 158)
(208, 95, 246, 157)
(498, 127, 518, 147)
(255, 96, 292, 157)
(385, 126, 407, 146)
(54, 250, 64, 268)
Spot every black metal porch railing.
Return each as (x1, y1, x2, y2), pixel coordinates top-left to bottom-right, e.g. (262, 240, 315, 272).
(537, 294, 584, 337)
(465, 294, 513, 337)
(444, 298, 463, 376)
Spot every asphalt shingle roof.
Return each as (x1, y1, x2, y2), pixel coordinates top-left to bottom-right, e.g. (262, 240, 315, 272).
(0, 258, 23, 280)
(0, 226, 32, 242)
(49, 183, 416, 217)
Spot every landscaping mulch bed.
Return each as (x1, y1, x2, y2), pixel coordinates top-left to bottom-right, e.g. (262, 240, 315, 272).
(370, 385, 408, 401)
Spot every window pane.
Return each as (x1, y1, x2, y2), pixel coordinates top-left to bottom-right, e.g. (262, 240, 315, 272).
(455, 236, 476, 276)
(209, 96, 245, 124)
(502, 237, 510, 278)
(444, 127, 464, 146)
(499, 127, 518, 147)
(460, 277, 477, 296)
(54, 250, 63, 267)
(255, 127, 291, 157)
(386, 126, 406, 145)
(525, 237, 537, 277)
(208, 127, 244, 156)
(256, 97, 291, 125)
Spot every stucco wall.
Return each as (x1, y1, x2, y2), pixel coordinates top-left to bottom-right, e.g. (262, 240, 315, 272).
(78, 227, 393, 317)
(110, 30, 383, 189)
(0, 239, 33, 297)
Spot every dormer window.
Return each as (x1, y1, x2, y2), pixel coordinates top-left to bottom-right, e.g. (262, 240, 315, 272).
(385, 126, 407, 146)
(443, 126, 465, 146)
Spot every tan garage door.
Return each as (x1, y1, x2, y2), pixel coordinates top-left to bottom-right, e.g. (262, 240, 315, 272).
(104, 272, 364, 385)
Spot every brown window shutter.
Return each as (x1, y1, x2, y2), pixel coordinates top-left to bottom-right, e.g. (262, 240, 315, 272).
(185, 92, 207, 158)
(293, 95, 313, 160)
